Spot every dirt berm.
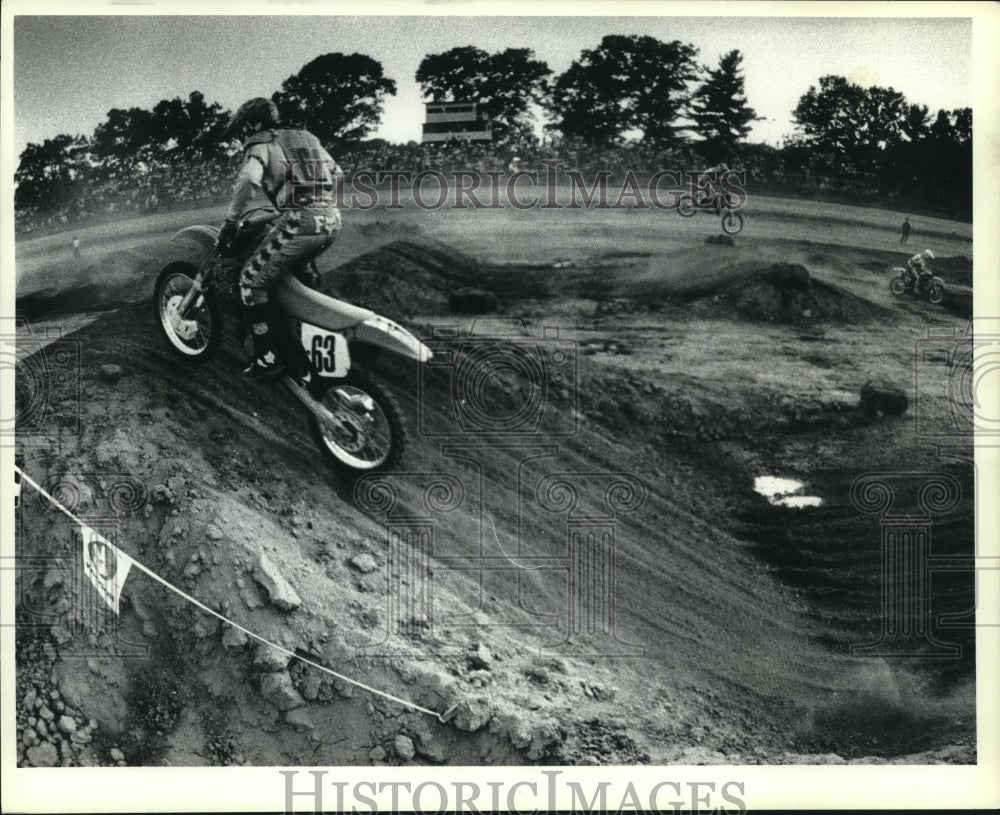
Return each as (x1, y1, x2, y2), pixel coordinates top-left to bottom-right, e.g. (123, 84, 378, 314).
(15, 236, 975, 767)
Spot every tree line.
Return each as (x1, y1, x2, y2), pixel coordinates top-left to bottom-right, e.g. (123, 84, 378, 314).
(15, 35, 972, 215)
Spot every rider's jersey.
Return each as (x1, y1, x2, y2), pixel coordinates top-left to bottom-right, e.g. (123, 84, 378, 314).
(225, 128, 340, 221)
(908, 253, 931, 276)
(243, 129, 338, 209)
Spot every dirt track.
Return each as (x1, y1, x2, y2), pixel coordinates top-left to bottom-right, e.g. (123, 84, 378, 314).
(14, 194, 976, 766)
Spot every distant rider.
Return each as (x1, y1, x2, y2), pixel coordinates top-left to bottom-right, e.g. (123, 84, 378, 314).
(700, 162, 729, 213)
(907, 248, 935, 293)
(216, 97, 343, 379)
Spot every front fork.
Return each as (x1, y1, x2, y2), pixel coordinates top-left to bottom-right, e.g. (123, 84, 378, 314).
(176, 249, 220, 318)
(175, 275, 206, 318)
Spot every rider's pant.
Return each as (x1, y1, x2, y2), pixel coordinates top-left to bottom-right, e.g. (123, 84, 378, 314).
(239, 204, 340, 358)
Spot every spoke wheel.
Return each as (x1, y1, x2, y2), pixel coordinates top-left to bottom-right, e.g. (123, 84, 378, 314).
(153, 267, 221, 361)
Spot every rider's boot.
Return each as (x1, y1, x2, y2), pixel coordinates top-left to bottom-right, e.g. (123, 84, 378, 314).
(243, 347, 285, 379)
(242, 305, 285, 379)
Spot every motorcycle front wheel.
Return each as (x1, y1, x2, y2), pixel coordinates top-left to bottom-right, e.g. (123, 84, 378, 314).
(927, 283, 945, 305)
(153, 266, 221, 361)
(889, 276, 907, 296)
(721, 210, 744, 235)
(677, 194, 696, 218)
(309, 371, 406, 472)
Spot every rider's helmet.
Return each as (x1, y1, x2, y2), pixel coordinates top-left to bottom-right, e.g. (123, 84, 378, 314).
(224, 97, 280, 140)
(923, 249, 935, 260)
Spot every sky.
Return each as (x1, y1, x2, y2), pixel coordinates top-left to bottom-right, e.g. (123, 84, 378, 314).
(12, 12, 973, 155)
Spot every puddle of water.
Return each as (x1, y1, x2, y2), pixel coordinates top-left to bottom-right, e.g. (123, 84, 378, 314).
(754, 475, 803, 497)
(754, 475, 823, 508)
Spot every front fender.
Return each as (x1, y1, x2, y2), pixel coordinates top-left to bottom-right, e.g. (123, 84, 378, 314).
(353, 315, 433, 363)
(172, 225, 219, 252)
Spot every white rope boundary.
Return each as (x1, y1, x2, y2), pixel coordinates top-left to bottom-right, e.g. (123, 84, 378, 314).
(15, 465, 452, 723)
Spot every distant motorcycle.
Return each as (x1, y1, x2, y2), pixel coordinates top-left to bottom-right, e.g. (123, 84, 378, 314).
(889, 266, 945, 305)
(153, 207, 432, 473)
(677, 190, 744, 235)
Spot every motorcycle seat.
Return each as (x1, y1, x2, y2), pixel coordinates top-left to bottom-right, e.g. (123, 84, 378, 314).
(274, 275, 375, 332)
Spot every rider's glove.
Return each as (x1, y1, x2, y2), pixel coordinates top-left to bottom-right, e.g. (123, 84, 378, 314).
(216, 218, 239, 252)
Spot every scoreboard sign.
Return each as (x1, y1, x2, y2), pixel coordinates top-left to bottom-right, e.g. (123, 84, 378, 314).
(422, 101, 493, 143)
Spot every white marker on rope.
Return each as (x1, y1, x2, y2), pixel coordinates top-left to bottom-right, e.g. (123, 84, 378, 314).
(15, 466, 448, 722)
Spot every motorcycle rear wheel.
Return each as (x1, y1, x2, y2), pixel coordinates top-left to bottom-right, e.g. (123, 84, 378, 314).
(153, 266, 221, 361)
(889, 276, 907, 296)
(309, 370, 406, 472)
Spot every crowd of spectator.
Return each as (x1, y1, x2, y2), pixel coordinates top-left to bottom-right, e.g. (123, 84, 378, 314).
(15, 157, 237, 236)
(14, 136, 929, 237)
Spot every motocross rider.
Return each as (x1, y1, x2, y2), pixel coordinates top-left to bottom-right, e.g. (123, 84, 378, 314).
(216, 97, 343, 379)
(907, 248, 936, 293)
(700, 162, 729, 213)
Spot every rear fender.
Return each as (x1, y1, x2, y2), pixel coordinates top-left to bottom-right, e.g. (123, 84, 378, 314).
(352, 315, 433, 363)
(172, 225, 219, 252)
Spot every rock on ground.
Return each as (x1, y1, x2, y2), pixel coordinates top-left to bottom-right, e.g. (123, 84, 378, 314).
(260, 671, 304, 711)
(252, 555, 302, 611)
(222, 626, 250, 650)
(468, 643, 492, 670)
(451, 697, 493, 732)
(860, 378, 908, 416)
(285, 707, 314, 730)
(349, 553, 379, 574)
(394, 734, 416, 760)
(99, 364, 124, 383)
(26, 742, 59, 767)
(253, 643, 292, 672)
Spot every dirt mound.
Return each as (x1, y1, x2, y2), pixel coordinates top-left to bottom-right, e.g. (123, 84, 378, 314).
(17, 249, 167, 319)
(14, 221, 975, 770)
(15, 295, 909, 768)
(17, 283, 131, 320)
(694, 262, 892, 324)
(322, 238, 485, 318)
(933, 255, 972, 286)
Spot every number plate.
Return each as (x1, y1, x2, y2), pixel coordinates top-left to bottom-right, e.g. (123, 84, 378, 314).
(301, 323, 350, 377)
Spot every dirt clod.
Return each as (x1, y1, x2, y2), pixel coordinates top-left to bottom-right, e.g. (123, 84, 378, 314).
(260, 671, 304, 711)
(860, 378, 908, 416)
(99, 364, 124, 383)
(394, 734, 416, 760)
(349, 553, 379, 574)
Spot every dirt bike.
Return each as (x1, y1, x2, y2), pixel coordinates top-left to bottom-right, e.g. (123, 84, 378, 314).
(153, 207, 432, 473)
(677, 189, 744, 235)
(889, 265, 945, 305)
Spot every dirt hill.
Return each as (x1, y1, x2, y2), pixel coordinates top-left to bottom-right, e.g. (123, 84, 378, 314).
(14, 228, 975, 768)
